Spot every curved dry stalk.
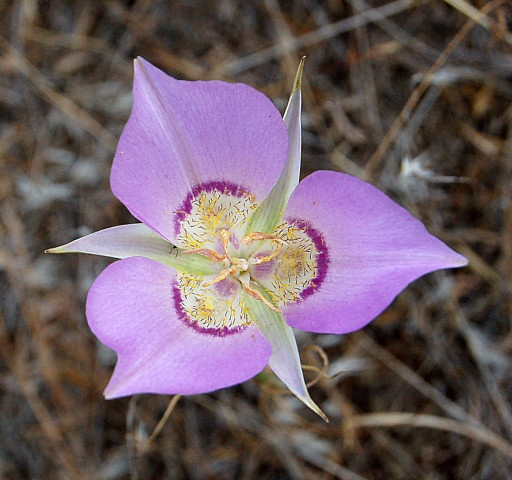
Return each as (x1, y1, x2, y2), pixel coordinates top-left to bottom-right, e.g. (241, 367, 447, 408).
(302, 344, 330, 388)
(353, 412, 512, 458)
(364, 0, 509, 177)
(147, 395, 182, 444)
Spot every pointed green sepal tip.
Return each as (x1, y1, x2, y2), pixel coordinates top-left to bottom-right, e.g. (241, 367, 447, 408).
(243, 286, 328, 422)
(289, 380, 328, 422)
(43, 225, 220, 276)
(308, 398, 329, 423)
(293, 56, 306, 91)
(45, 245, 67, 254)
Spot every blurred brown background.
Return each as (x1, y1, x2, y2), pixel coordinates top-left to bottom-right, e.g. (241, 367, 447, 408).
(1, 0, 511, 478)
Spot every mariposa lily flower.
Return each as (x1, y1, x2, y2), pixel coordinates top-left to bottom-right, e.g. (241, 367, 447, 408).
(48, 58, 466, 420)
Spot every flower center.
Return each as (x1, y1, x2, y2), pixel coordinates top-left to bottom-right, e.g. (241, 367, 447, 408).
(183, 229, 286, 312)
(172, 182, 329, 335)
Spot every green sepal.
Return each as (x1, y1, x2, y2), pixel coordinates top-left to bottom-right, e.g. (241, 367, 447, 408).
(46, 224, 220, 276)
(243, 283, 327, 421)
(246, 58, 305, 234)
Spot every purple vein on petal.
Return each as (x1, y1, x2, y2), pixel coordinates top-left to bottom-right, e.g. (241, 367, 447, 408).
(133, 58, 201, 186)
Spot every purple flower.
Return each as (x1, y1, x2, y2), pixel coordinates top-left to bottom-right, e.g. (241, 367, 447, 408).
(48, 58, 466, 419)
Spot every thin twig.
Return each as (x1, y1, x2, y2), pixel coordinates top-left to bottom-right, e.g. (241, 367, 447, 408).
(0, 34, 118, 151)
(225, 0, 423, 74)
(353, 412, 512, 457)
(363, 0, 507, 178)
(147, 395, 182, 444)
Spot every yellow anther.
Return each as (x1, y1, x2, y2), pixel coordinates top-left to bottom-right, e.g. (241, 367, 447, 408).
(220, 229, 231, 244)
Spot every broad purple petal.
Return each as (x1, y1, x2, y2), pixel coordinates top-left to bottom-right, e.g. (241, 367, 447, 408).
(111, 58, 289, 242)
(86, 257, 271, 397)
(282, 171, 467, 334)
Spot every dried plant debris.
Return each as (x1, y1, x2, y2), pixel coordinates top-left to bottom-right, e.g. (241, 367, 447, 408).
(1, 0, 511, 478)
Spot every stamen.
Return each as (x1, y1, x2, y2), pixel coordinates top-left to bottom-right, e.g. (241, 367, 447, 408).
(250, 242, 284, 265)
(241, 231, 288, 245)
(219, 229, 236, 262)
(203, 266, 239, 287)
(242, 283, 281, 313)
(182, 247, 226, 262)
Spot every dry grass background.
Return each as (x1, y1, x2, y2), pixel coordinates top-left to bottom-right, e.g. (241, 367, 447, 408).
(1, 0, 512, 478)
